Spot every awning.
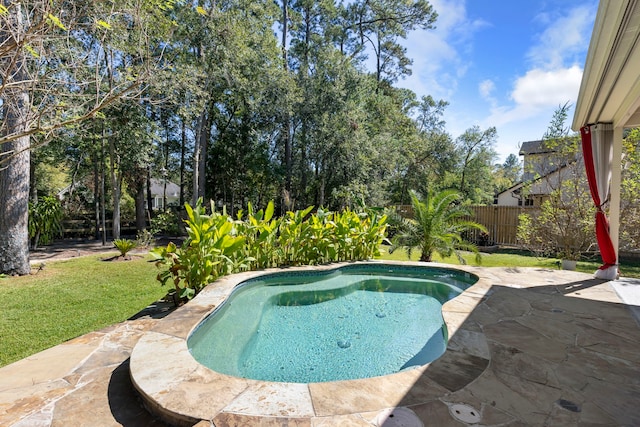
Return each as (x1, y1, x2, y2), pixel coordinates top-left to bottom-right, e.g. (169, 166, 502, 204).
(572, 0, 640, 279)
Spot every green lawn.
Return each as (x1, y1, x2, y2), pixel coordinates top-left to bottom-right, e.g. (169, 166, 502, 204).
(1, 246, 638, 368)
(377, 246, 640, 278)
(0, 254, 167, 367)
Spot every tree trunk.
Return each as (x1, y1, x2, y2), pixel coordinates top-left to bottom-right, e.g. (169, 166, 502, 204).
(93, 145, 101, 240)
(163, 123, 169, 211)
(146, 166, 154, 219)
(108, 133, 121, 239)
(193, 112, 201, 206)
(29, 153, 37, 202)
(0, 2, 31, 275)
(134, 171, 146, 232)
(179, 118, 186, 207)
(100, 132, 107, 245)
(281, 0, 292, 199)
(318, 164, 325, 208)
(376, 31, 382, 84)
(419, 251, 432, 262)
(300, 125, 308, 204)
(193, 107, 208, 205)
(162, 175, 167, 212)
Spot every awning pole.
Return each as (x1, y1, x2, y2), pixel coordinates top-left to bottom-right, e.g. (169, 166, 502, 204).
(609, 126, 623, 261)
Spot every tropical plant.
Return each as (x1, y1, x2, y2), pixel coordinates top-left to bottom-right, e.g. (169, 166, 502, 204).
(151, 199, 388, 301)
(28, 196, 63, 249)
(235, 200, 280, 269)
(390, 189, 486, 263)
(152, 201, 249, 301)
(113, 239, 137, 258)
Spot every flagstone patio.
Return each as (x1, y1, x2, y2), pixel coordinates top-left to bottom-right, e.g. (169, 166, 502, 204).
(1, 265, 639, 426)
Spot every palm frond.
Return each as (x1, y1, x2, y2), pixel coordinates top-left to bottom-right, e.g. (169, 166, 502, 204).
(393, 188, 485, 264)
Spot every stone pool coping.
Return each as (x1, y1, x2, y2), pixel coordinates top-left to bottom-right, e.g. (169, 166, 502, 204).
(130, 261, 494, 426)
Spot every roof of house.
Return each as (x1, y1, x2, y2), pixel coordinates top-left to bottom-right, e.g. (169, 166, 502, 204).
(149, 178, 180, 198)
(518, 140, 558, 155)
(496, 181, 525, 197)
(495, 160, 575, 198)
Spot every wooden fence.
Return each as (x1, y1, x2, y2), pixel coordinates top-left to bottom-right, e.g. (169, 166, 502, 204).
(62, 218, 139, 237)
(395, 205, 539, 246)
(63, 205, 536, 246)
(469, 206, 539, 246)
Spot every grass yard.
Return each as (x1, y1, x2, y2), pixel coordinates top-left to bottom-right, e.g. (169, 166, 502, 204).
(1, 246, 638, 368)
(0, 254, 167, 367)
(378, 245, 640, 278)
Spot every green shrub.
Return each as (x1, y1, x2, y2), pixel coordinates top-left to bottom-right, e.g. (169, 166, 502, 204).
(149, 210, 181, 236)
(29, 196, 63, 249)
(135, 230, 155, 248)
(152, 200, 388, 301)
(113, 238, 137, 257)
(152, 201, 249, 301)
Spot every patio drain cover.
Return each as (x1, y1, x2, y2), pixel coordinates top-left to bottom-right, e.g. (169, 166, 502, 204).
(448, 403, 482, 423)
(556, 398, 581, 412)
(375, 407, 423, 427)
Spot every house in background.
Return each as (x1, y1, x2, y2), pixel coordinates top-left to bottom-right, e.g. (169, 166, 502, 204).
(148, 178, 180, 210)
(495, 139, 580, 207)
(494, 181, 530, 206)
(519, 140, 579, 180)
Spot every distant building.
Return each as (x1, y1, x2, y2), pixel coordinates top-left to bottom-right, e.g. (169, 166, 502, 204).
(495, 139, 580, 207)
(519, 140, 558, 181)
(149, 178, 180, 210)
(495, 182, 528, 206)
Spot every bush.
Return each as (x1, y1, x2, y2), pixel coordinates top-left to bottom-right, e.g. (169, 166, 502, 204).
(113, 238, 137, 257)
(135, 230, 154, 248)
(29, 196, 63, 249)
(517, 189, 595, 260)
(149, 210, 181, 236)
(152, 200, 388, 301)
(517, 105, 596, 261)
(152, 202, 248, 301)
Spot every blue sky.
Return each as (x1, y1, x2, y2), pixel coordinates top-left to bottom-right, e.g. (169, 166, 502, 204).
(394, 0, 599, 162)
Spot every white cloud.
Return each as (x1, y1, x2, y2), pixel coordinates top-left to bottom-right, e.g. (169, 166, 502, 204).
(511, 66, 582, 108)
(398, 0, 489, 100)
(527, 5, 596, 69)
(395, 1, 596, 162)
(484, 3, 593, 130)
(482, 65, 581, 130)
(479, 79, 495, 100)
(480, 65, 583, 162)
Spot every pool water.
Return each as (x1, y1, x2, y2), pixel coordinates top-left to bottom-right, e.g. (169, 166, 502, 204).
(188, 265, 477, 383)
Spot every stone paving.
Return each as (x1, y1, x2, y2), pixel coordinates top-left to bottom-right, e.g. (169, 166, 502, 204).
(1, 264, 639, 426)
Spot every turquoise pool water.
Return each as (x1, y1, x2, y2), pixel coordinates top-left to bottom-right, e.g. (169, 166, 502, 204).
(188, 264, 477, 383)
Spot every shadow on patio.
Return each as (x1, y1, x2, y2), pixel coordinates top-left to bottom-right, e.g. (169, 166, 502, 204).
(393, 272, 640, 426)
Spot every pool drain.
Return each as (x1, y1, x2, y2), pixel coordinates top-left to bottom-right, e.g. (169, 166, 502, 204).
(374, 407, 423, 427)
(448, 403, 481, 423)
(337, 340, 351, 348)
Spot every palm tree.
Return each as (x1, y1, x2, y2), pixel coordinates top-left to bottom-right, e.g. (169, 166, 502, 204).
(391, 189, 487, 263)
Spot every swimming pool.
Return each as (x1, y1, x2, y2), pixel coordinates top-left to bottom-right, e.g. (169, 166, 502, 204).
(188, 264, 477, 383)
(130, 262, 490, 426)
